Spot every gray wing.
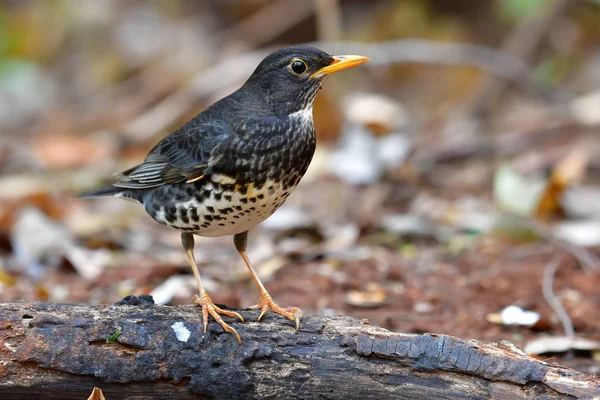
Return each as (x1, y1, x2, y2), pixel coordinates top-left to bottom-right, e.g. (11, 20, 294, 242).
(113, 120, 232, 189)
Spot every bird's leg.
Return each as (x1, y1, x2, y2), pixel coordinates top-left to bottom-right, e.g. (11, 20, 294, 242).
(234, 232, 302, 330)
(181, 233, 244, 343)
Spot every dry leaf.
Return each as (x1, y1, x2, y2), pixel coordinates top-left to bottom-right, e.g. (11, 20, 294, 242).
(345, 282, 389, 308)
(32, 133, 116, 169)
(87, 387, 106, 400)
(494, 164, 545, 216)
(0, 270, 16, 287)
(553, 220, 600, 247)
(342, 92, 409, 136)
(11, 207, 108, 280)
(313, 89, 343, 142)
(570, 90, 600, 126)
(487, 305, 540, 327)
(525, 336, 599, 355)
(536, 146, 588, 219)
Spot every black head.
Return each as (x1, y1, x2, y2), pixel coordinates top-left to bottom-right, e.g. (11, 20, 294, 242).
(241, 46, 369, 116)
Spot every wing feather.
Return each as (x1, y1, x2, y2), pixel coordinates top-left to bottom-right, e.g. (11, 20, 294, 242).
(112, 120, 231, 189)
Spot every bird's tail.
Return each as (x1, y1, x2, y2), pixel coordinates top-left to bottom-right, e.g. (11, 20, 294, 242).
(77, 184, 144, 204)
(77, 184, 125, 198)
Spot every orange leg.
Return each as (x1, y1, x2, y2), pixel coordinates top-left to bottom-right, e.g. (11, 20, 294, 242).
(182, 233, 244, 343)
(234, 232, 302, 330)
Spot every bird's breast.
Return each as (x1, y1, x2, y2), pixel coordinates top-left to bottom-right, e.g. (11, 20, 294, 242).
(145, 113, 316, 237)
(147, 175, 296, 236)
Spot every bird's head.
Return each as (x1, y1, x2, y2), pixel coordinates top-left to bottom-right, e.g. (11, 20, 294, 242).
(243, 46, 369, 116)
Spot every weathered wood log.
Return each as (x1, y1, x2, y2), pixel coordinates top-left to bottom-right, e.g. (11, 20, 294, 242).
(0, 298, 598, 400)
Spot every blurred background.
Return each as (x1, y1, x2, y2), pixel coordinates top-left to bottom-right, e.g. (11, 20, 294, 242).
(0, 0, 599, 373)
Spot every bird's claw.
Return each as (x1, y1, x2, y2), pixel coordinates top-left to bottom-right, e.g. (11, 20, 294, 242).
(254, 294, 302, 330)
(193, 292, 244, 344)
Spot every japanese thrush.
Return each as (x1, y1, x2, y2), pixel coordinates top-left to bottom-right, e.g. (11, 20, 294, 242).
(80, 46, 370, 343)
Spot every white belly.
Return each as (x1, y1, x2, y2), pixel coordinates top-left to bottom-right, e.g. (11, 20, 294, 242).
(154, 178, 295, 237)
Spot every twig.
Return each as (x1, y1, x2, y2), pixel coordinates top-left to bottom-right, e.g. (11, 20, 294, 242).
(542, 253, 575, 339)
(468, 0, 574, 119)
(124, 39, 557, 141)
(501, 211, 600, 273)
(218, 0, 316, 49)
(421, 115, 579, 163)
(124, 0, 319, 141)
(314, 40, 554, 100)
(314, 0, 342, 41)
(438, 0, 574, 154)
(123, 51, 272, 141)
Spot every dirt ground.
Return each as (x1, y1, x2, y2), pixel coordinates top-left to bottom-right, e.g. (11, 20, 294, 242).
(2, 177, 598, 376)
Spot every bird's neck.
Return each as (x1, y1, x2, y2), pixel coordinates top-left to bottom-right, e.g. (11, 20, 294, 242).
(228, 78, 323, 117)
(287, 107, 314, 127)
(270, 83, 322, 117)
(201, 83, 318, 131)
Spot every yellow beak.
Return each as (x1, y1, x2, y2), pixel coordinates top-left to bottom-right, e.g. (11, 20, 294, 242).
(309, 55, 370, 78)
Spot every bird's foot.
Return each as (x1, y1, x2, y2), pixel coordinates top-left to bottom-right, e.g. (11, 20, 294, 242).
(192, 292, 244, 344)
(253, 293, 302, 330)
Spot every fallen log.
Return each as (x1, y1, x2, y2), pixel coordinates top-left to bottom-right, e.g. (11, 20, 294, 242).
(0, 297, 598, 400)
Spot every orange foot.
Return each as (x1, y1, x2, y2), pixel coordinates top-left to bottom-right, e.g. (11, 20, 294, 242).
(254, 293, 302, 330)
(193, 292, 244, 343)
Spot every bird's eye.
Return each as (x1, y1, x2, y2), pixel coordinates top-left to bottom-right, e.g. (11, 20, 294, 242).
(289, 59, 308, 75)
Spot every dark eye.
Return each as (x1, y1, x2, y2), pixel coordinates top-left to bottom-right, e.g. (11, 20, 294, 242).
(290, 59, 308, 75)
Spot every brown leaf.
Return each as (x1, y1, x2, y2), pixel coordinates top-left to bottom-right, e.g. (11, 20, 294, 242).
(0, 190, 65, 232)
(87, 387, 106, 400)
(32, 133, 116, 169)
(0, 270, 16, 287)
(536, 146, 588, 219)
(344, 282, 389, 308)
(313, 89, 342, 142)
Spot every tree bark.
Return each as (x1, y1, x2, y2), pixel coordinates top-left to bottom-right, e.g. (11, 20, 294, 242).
(0, 298, 598, 400)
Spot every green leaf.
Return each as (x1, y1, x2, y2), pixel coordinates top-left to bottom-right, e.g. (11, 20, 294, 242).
(106, 328, 122, 343)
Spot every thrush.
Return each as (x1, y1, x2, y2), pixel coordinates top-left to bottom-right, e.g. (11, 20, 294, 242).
(80, 46, 369, 343)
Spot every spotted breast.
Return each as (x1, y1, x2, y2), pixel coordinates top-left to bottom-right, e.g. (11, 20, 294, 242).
(142, 108, 316, 237)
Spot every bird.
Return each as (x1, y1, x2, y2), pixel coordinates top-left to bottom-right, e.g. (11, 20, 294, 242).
(80, 46, 369, 343)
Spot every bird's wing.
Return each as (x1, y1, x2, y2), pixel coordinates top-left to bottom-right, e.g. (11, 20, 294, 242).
(113, 120, 231, 189)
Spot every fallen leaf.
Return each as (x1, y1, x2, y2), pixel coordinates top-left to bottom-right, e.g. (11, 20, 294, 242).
(11, 207, 72, 279)
(35, 283, 49, 301)
(570, 90, 600, 126)
(0, 191, 65, 231)
(487, 305, 540, 327)
(0, 270, 16, 287)
(345, 282, 389, 308)
(536, 146, 588, 219)
(313, 89, 343, 141)
(327, 125, 382, 185)
(149, 275, 197, 305)
(262, 206, 313, 231)
(525, 336, 599, 355)
(494, 164, 545, 215)
(87, 387, 106, 400)
(561, 185, 600, 218)
(32, 133, 116, 169)
(553, 220, 600, 247)
(11, 207, 108, 280)
(255, 256, 289, 282)
(380, 214, 431, 236)
(343, 92, 409, 135)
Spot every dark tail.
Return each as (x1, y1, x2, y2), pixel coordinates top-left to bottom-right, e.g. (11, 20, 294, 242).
(77, 184, 124, 198)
